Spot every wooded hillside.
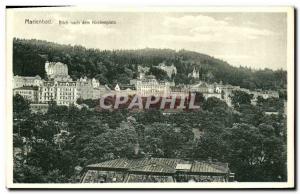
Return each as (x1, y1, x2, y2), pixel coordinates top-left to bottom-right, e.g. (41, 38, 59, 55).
(13, 38, 287, 90)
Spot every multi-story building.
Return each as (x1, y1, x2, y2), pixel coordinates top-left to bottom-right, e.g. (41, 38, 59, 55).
(188, 81, 223, 100)
(76, 77, 104, 99)
(45, 61, 70, 79)
(92, 78, 100, 88)
(56, 81, 77, 106)
(250, 90, 279, 105)
(76, 77, 94, 100)
(38, 80, 77, 106)
(130, 79, 138, 86)
(92, 88, 101, 99)
(189, 81, 209, 93)
(156, 63, 177, 78)
(13, 86, 39, 103)
(13, 61, 106, 106)
(206, 84, 240, 107)
(136, 75, 174, 97)
(170, 85, 190, 98)
(259, 90, 279, 99)
(93, 85, 111, 99)
(13, 75, 42, 88)
(38, 81, 57, 103)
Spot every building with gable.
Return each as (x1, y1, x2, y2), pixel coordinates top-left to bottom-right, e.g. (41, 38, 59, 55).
(188, 67, 200, 79)
(45, 61, 70, 80)
(156, 63, 177, 78)
(13, 75, 42, 88)
(135, 75, 174, 97)
(13, 86, 39, 103)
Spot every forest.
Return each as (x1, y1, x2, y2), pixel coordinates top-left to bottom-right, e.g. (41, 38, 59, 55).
(13, 38, 287, 90)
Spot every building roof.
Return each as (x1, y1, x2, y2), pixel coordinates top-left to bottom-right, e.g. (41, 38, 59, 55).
(88, 158, 131, 169)
(176, 163, 192, 170)
(191, 82, 208, 88)
(121, 85, 136, 90)
(14, 75, 41, 80)
(190, 162, 229, 174)
(13, 86, 39, 90)
(129, 163, 176, 174)
(86, 158, 229, 175)
(46, 61, 67, 68)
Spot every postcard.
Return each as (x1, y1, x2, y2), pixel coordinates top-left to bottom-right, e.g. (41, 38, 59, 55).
(6, 6, 295, 189)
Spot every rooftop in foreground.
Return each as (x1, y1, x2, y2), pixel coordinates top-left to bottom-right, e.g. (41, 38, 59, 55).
(82, 157, 234, 183)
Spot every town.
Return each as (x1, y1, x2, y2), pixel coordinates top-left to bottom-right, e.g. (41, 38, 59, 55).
(13, 61, 280, 113)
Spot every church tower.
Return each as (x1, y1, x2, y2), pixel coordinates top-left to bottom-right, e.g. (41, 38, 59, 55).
(190, 67, 199, 79)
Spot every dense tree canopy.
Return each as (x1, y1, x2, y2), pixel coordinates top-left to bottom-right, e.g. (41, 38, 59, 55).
(13, 92, 287, 183)
(230, 90, 254, 108)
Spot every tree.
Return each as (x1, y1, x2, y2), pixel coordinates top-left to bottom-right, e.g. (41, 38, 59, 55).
(13, 94, 30, 115)
(81, 125, 138, 164)
(224, 123, 286, 182)
(193, 131, 226, 161)
(230, 90, 253, 109)
(202, 97, 228, 112)
(147, 66, 169, 80)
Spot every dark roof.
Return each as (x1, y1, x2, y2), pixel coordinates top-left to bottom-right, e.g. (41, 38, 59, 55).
(119, 84, 136, 90)
(190, 162, 229, 174)
(88, 158, 131, 169)
(13, 86, 39, 90)
(86, 158, 229, 174)
(129, 163, 176, 174)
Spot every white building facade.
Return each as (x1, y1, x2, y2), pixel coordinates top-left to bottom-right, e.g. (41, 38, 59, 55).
(136, 76, 174, 97)
(13, 75, 42, 89)
(156, 63, 177, 78)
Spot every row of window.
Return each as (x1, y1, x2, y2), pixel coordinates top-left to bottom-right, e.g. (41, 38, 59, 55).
(41, 94, 54, 98)
(59, 96, 75, 100)
(58, 101, 71, 105)
(58, 92, 76, 96)
(15, 91, 35, 95)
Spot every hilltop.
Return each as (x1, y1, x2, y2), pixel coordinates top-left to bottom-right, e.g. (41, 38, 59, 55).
(13, 38, 286, 90)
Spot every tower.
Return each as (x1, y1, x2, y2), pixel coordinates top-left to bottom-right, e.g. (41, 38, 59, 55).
(192, 67, 199, 79)
(45, 61, 50, 76)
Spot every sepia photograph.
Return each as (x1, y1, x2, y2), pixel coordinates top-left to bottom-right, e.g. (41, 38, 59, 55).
(5, 6, 295, 189)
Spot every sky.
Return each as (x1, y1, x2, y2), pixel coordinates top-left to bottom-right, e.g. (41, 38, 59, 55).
(9, 10, 287, 70)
